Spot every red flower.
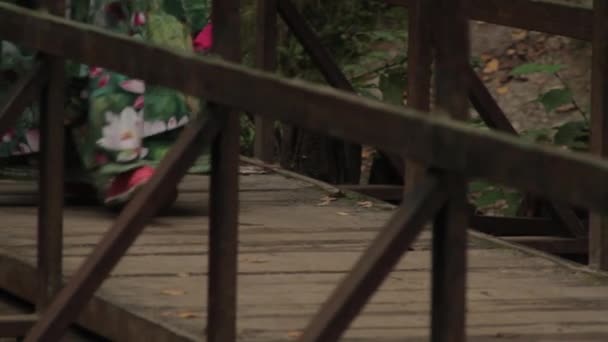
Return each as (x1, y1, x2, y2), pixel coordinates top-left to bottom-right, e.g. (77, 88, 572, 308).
(98, 74, 110, 88)
(89, 67, 104, 78)
(193, 23, 213, 52)
(132, 12, 146, 26)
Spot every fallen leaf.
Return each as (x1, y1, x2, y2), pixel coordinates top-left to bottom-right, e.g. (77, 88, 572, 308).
(287, 330, 303, 339)
(161, 289, 186, 296)
(177, 311, 201, 319)
(239, 166, 268, 175)
(496, 86, 509, 95)
(483, 58, 500, 74)
(479, 53, 493, 62)
(336, 212, 350, 216)
(506, 49, 516, 56)
(511, 29, 528, 41)
(357, 201, 373, 208)
(317, 195, 337, 206)
(555, 103, 576, 113)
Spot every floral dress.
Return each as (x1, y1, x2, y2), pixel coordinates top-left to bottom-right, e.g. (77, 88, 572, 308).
(0, 0, 212, 192)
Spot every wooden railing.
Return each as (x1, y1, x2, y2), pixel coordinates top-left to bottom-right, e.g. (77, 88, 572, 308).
(0, 0, 606, 341)
(386, 0, 607, 271)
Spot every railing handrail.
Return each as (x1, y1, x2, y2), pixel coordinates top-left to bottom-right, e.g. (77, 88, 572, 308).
(0, 2, 607, 213)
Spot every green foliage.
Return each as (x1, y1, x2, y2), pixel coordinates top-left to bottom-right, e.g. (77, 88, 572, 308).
(469, 180, 522, 216)
(236, 0, 408, 154)
(276, 0, 408, 97)
(554, 120, 589, 151)
(538, 88, 573, 112)
(379, 67, 407, 106)
(510, 63, 565, 76)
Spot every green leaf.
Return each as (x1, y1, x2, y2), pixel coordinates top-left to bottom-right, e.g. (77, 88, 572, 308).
(510, 63, 565, 76)
(379, 69, 407, 106)
(554, 121, 589, 150)
(474, 189, 504, 208)
(521, 128, 553, 143)
(538, 88, 572, 112)
(468, 180, 491, 193)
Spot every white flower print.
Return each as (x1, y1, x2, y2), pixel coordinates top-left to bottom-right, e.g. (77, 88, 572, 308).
(97, 107, 144, 152)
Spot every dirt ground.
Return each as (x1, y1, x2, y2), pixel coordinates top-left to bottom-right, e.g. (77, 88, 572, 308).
(470, 21, 591, 132)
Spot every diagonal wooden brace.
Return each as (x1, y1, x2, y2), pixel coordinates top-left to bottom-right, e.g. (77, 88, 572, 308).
(468, 67, 586, 237)
(0, 62, 48, 132)
(299, 175, 447, 342)
(23, 112, 224, 342)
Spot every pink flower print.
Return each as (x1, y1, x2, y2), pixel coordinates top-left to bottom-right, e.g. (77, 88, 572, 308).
(89, 67, 104, 78)
(120, 79, 145, 94)
(17, 143, 31, 154)
(132, 12, 146, 26)
(193, 23, 213, 52)
(98, 74, 110, 88)
(1, 128, 15, 142)
(167, 117, 178, 130)
(95, 153, 109, 165)
(134, 95, 144, 110)
(25, 129, 40, 152)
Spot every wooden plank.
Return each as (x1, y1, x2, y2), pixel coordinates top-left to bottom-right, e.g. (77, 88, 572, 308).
(0, 253, 198, 342)
(3, 170, 608, 341)
(299, 176, 446, 341)
(503, 236, 588, 254)
(470, 215, 566, 236)
(2, 4, 608, 213)
(254, 0, 278, 163)
(385, 0, 593, 41)
(207, 1, 242, 341)
(0, 314, 36, 337)
(590, 0, 608, 271)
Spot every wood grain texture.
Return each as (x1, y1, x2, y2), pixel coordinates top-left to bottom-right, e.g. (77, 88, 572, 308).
(0, 168, 607, 341)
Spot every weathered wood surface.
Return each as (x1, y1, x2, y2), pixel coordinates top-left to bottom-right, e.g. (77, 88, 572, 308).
(0, 165, 607, 341)
(385, 0, 593, 41)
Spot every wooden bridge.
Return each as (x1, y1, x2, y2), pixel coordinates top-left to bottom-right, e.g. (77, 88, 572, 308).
(2, 160, 608, 341)
(0, 0, 607, 341)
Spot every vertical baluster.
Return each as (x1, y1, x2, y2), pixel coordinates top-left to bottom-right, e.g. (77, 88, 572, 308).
(590, 0, 608, 271)
(207, 0, 242, 341)
(254, 0, 277, 163)
(36, 0, 66, 311)
(404, 0, 432, 193)
(429, 0, 470, 341)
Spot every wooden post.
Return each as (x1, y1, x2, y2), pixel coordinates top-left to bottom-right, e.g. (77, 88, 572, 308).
(404, 0, 432, 192)
(430, 0, 470, 341)
(254, 0, 277, 162)
(36, 0, 65, 310)
(590, 0, 608, 271)
(207, 0, 242, 341)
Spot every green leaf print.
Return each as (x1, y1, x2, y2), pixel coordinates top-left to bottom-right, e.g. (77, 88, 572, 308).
(144, 86, 186, 121)
(145, 12, 192, 51)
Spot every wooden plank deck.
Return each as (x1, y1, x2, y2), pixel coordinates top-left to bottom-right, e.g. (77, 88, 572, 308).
(0, 161, 607, 341)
